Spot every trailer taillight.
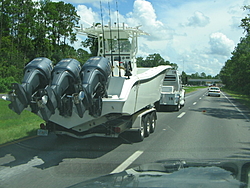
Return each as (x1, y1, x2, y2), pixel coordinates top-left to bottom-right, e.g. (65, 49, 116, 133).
(113, 127, 121, 133)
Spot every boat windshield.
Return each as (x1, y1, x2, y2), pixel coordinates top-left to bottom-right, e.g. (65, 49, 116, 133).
(106, 39, 131, 53)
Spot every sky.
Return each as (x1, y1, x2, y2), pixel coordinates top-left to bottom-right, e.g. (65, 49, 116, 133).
(58, 0, 250, 76)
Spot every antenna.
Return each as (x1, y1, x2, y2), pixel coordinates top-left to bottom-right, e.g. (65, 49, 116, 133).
(108, 2, 114, 76)
(116, 1, 121, 77)
(100, 1, 105, 57)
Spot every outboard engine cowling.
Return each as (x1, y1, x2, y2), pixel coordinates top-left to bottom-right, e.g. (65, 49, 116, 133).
(51, 58, 81, 98)
(75, 56, 111, 118)
(38, 58, 81, 120)
(82, 56, 111, 97)
(8, 57, 53, 114)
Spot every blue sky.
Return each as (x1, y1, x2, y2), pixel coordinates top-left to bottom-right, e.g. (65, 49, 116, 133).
(57, 0, 250, 76)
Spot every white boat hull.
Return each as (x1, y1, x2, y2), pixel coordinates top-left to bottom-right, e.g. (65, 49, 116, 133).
(47, 65, 170, 130)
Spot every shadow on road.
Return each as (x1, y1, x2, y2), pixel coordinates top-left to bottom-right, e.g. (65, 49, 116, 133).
(0, 134, 130, 169)
(190, 107, 248, 120)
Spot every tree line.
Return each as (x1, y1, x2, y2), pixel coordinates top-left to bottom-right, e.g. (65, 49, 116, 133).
(136, 53, 177, 68)
(0, 0, 91, 92)
(219, 5, 250, 95)
(1, 0, 248, 95)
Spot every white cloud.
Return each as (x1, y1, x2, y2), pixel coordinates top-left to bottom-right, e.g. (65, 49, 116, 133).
(126, 0, 174, 41)
(209, 32, 235, 56)
(120, 0, 237, 75)
(230, 16, 243, 30)
(180, 51, 228, 76)
(73, 5, 100, 50)
(77, 5, 99, 27)
(133, 0, 163, 28)
(152, 0, 249, 75)
(187, 11, 210, 27)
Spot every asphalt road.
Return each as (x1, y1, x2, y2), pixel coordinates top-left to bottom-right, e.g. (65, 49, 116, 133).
(0, 88, 250, 188)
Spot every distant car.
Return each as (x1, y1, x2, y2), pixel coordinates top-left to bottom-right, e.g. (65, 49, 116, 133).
(208, 87, 221, 97)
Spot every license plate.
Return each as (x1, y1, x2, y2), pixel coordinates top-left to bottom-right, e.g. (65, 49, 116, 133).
(37, 129, 49, 136)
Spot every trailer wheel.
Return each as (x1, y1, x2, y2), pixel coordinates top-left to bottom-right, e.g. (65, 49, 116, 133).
(143, 115, 151, 137)
(150, 112, 156, 133)
(134, 121, 145, 142)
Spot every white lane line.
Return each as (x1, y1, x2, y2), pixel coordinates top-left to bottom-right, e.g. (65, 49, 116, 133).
(177, 112, 186, 118)
(222, 92, 250, 122)
(111, 150, 143, 174)
(193, 102, 197, 105)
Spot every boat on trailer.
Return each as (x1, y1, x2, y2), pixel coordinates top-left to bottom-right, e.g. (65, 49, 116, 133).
(5, 23, 171, 140)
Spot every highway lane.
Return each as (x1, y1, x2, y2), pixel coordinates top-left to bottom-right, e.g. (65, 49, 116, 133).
(129, 89, 250, 168)
(0, 88, 250, 187)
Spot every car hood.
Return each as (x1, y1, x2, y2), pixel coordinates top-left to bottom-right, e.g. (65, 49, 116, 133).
(68, 158, 250, 188)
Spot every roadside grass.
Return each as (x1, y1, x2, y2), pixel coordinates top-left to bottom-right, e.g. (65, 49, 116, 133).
(184, 85, 207, 93)
(221, 88, 250, 109)
(0, 99, 43, 145)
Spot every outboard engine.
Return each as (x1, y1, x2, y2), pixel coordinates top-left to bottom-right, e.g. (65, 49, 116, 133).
(38, 58, 81, 120)
(8, 57, 53, 114)
(74, 56, 112, 118)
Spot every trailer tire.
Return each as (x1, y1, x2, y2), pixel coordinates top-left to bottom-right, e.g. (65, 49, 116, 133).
(134, 124, 145, 142)
(143, 115, 151, 137)
(150, 112, 156, 133)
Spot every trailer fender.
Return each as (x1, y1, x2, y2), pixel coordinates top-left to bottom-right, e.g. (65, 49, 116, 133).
(130, 108, 156, 130)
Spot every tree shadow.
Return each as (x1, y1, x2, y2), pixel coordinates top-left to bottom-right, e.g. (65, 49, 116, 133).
(190, 107, 248, 121)
(0, 132, 132, 169)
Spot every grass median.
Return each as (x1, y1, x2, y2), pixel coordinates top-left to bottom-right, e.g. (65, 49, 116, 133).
(0, 99, 43, 145)
(184, 85, 207, 93)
